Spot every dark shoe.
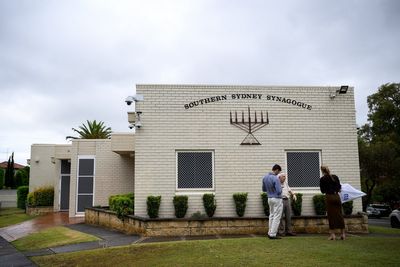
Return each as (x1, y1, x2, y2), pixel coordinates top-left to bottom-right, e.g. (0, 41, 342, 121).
(268, 235, 281, 239)
(286, 232, 297, 236)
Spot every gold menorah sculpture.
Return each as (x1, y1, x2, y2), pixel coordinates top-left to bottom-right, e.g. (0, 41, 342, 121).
(230, 106, 269, 145)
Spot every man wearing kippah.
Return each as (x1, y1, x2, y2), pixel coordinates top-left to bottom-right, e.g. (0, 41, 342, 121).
(262, 164, 283, 239)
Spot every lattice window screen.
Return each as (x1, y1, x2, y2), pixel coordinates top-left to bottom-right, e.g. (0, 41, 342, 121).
(177, 152, 213, 189)
(287, 152, 320, 187)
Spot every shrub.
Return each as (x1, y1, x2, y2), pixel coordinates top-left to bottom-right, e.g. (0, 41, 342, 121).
(190, 211, 207, 219)
(15, 168, 29, 187)
(233, 192, 248, 217)
(0, 169, 4, 189)
(111, 196, 134, 220)
(342, 201, 353, 215)
(17, 186, 29, 209)
(260, 192, 269, 216)
(27, 192, 35, 206)
(147, 195, 161, 218)
(313, 194, 326, 215)
(109, 193, 134, 214)
(203, 194, 217, 217)
(22, 166, 30, 186)
(291, 193, 303, 216)
(27, 187, 54, 206)
(173, 195, 188, 218)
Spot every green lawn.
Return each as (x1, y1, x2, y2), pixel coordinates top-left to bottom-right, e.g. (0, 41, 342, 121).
(0, 208, 35, 228)
(12, 226, 100, 251)
(369, 225, 400, 234)
(32, 235, 400, 267)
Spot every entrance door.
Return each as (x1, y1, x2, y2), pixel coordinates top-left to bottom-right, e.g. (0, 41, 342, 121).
(77, 157, 95, 213)
(60, 160, 71, 211)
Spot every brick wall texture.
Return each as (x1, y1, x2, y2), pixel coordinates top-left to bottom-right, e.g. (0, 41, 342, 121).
(134, 85, 362, 218)
(68, 140, 134, 217)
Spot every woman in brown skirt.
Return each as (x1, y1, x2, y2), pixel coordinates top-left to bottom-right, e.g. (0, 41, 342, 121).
(319, 165, 345, 240)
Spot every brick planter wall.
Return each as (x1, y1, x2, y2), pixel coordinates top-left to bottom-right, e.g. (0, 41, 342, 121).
(86, 207, 368, 237)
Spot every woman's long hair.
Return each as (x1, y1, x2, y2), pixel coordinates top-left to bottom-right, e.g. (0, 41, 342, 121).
(321, 165, 335, 181)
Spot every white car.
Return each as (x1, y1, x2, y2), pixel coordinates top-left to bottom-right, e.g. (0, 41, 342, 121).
(366, 206, 381, 218)
(389, 208, 400, 228)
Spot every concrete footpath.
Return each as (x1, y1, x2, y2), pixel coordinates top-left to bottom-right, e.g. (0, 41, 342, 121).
(0, 236, 35, 267)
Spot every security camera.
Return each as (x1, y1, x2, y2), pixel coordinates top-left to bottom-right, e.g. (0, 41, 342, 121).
(128, 123, 135, 129)
(125, 96, 135, 105)
(135, 121, 142, 129)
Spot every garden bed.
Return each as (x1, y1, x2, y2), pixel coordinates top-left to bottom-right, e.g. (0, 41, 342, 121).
(85, 207, 368, 237)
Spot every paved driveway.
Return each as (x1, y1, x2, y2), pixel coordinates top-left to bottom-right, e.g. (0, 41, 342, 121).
(0, 212, 84, 242)
(368, 217, 391, 228)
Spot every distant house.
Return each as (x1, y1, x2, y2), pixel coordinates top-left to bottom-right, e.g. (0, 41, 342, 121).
(29, 84, 362, 218)
(0, 161, 25, 170)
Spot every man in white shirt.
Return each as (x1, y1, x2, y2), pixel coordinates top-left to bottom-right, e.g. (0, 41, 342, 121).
(278, 173, 297, 236)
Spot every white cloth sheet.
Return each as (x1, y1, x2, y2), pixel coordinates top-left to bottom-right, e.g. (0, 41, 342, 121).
(340, 183, 366, 203)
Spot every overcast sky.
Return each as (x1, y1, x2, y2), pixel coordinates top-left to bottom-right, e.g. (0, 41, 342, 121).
(1, 0, 399, 164)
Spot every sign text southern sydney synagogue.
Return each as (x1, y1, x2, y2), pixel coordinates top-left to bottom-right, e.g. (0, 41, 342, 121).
(184, 94, 312, 110)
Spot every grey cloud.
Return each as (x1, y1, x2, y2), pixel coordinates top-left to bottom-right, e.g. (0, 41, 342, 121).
(0, 0, 399, 164)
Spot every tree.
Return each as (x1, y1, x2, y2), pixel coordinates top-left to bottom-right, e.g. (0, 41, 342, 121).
(0, 168, 4, 189)
(366, 83, 400, 144)
(358, 137, 399, 208)
(358, 83, 400, 208)
(4, 152, 15, 188)
(15, 166, 30, 187)
(66, 120, 112, 140)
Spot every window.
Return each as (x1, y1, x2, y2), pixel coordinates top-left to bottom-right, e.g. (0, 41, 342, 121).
(76, 157, 95, 213)
(176, 151, 214, 190)
(286, 151, 321, 187)
(59, 160, 71, 211)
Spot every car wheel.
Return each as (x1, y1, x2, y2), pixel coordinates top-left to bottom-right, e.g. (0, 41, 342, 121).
(390, 217, 400, 228)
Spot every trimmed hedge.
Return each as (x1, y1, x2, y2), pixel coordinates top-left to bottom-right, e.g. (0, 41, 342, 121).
(173, 195, 188, 218)
(111, 196, 134, 220)
(17, 186, 29, 209)
(15, 168, 29, 187)
(147, 195, 161, 218)
(27, 186, 54, 207)
(342, 201, 353, 215)
(313, 194, 326, 215)
(203, 194, 217, 217)
(260, 192, 269, 216)
(291, 193, 303, 216)
(233, 192, 248, 217)
(109, 193, 134, 214)
(27, 192, 34, 206)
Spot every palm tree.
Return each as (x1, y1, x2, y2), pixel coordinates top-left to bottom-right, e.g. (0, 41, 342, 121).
(66, 120, 112, 140)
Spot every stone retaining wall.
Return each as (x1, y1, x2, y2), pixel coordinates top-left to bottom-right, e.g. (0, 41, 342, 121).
(26, 206, 54, 216)
(86, 208, 368, 237)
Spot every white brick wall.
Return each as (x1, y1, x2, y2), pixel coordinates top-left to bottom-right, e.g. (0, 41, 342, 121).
(29, 145, 57, 192)
(31, 139, 134, 217)
(134, 85, 362, 217)
(68, 139, 134, 217)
